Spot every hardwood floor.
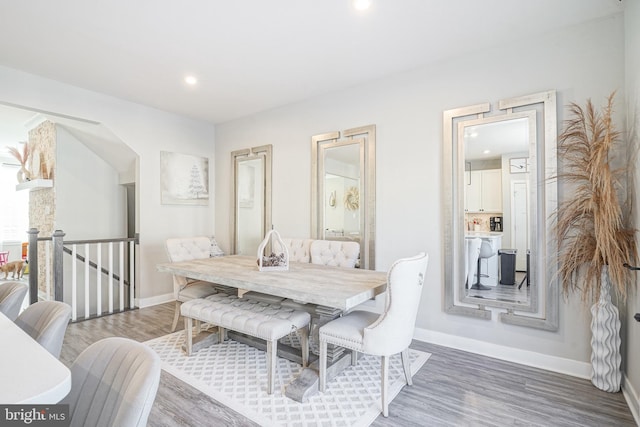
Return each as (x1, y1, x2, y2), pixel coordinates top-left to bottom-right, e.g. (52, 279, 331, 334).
(60, 303, 636, 426)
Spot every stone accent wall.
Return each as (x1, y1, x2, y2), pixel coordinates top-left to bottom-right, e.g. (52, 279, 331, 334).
(28, 120, 56, 297)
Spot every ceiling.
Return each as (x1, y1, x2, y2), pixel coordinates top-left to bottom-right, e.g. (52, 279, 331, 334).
(0, 0, 624, 126)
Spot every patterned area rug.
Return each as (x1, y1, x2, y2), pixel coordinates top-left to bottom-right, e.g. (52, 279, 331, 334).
(145, 331, 430, 427)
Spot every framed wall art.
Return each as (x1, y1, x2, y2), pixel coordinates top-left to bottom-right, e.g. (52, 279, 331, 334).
(160, 151, 209, 205)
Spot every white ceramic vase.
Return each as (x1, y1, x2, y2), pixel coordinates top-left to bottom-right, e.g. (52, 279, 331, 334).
(16, 166, 30, 183)
(590, 266, 621, 392)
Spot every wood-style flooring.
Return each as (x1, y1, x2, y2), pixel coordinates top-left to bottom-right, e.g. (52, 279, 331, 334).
(60, 303, 636, 427)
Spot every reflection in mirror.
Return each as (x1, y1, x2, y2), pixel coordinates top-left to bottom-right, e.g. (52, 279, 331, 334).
(322, 143, 362, 240)
(443, 91, 558, 330)
(312, 125, 375, 269)
(231, 145, 272, 255)
(462, 113, 534, 307)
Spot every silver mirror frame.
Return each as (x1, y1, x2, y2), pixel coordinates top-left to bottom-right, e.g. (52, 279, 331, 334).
(231, 144, 272, 255)
(443, 91, 558, 331)
(311, 125, 376, 269)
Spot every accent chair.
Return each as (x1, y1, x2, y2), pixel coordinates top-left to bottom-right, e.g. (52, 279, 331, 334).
(318, 252, 429, 417)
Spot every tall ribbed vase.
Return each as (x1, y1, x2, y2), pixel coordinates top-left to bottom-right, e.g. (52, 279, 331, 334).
(590, 266, 621, 392)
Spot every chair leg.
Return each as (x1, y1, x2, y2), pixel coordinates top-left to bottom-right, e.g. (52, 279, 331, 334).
(267, 340, 277, 395)
(319, 338, 327, 392)
(184, 317, 193, 356)
(298, 327, 309, 368)
(218, 327, 225, 343)
(171, 301, 181, 332)
(351, 350, 358, 366)
(195, 320, 201, 335)
(401, 348, 412, 386)
(381, 355, 389, 417)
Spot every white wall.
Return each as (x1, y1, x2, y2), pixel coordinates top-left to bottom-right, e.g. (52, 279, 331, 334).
(56, 126, 125, 239)
(215, 15, 625, 367)
(624, 0, 640, 421)
(0, 66, 216, 302)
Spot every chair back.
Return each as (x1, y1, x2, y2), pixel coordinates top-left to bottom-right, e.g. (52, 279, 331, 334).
(274, 238, 313, 263)
(165, 237, 212, 298)
(310, 240, 360, 268)
(0, 251, 8, 265)
(0, 281, 28, 321)
(15, 301, 71, 358)
(62, 337, 161, 427)
(362, 252, 429, 356)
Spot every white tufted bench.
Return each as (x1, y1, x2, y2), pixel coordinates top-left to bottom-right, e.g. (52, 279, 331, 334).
(181, 294, 310, 394)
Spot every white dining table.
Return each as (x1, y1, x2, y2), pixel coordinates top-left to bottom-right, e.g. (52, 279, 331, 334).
(0, 311, 71, 404)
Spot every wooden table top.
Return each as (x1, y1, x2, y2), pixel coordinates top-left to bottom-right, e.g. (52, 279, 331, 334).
(157, 255, 387, 311)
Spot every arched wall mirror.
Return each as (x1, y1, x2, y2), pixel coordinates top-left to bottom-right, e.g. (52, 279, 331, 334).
(231, 145, 272, 255)
(311, 125, 375, 269)
(443, 91, 558, 330)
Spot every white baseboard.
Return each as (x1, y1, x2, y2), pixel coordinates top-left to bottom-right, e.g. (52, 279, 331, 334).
(136, 292, 174, 308)
(623, 374, 640, 426)
(413, 327, 591, 379)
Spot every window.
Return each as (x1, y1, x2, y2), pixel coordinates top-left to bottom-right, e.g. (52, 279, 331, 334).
(0, 162, 29, 243)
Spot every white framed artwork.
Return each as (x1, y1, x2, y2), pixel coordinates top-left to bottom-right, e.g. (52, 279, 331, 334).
(160, 151, 209, 205)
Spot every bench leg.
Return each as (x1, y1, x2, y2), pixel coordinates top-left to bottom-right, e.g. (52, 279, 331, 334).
(171, 301, 181, 332)
(218, 326, 225, 342)
(267, 340, 277, 395)
(184, 316, 193, 356)
(298, 327, 309, 368)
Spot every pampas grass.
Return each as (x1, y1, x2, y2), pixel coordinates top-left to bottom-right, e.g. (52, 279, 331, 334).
(7, 142, 29, 167)
(555, 92, 637, 305)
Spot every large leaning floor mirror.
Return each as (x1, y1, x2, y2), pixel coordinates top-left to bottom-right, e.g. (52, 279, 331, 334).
(231, 145, 272, 255)
(443, 91, 558, 330)
(311, 125, 375, 270)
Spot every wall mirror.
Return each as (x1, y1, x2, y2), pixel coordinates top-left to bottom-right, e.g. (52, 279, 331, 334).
(443, 91, 558, 330)
(231, 145, 272, 255)
(311, 125, 375, 269)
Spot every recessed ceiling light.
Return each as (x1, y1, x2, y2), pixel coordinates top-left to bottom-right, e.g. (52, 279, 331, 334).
(353, 0, 371, 11)
(185, 76, 198, 85)
(483, 149, 491, 154)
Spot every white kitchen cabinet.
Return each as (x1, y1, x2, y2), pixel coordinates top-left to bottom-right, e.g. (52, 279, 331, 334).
(465, 169, 502, 212)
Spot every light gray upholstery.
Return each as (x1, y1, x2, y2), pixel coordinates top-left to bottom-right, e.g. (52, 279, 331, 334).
(62, 337, 161, 427)
(165, 236, 219, 331)
(310, 240, 360, 268)
(274, 238, 313, 263)
(0, 281, 28, 321)
(181, 294, 310, 394)
(319, 252, 429, 417)
(15, 301, 71, 358)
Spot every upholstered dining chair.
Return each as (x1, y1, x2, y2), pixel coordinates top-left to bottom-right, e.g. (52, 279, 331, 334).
(0, 281, 28, 321)
(244, 238, 314, 304)
(14, 301, 72, 358)
(318, 252, 429, 417)
(310, 240, 360, 268)
(0, 250, 9, 266)
(165, 237, 219, 331)
(61, 337, 161, 427)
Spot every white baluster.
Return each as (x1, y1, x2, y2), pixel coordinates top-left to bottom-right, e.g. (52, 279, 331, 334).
(71, 244, 77, 321)
(84, 243, 90, 319)
(129, 240, 135, 309)
(108, 242, 114, 314)
(119, 242, 124, 312)
(96, 244, 102, 317)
